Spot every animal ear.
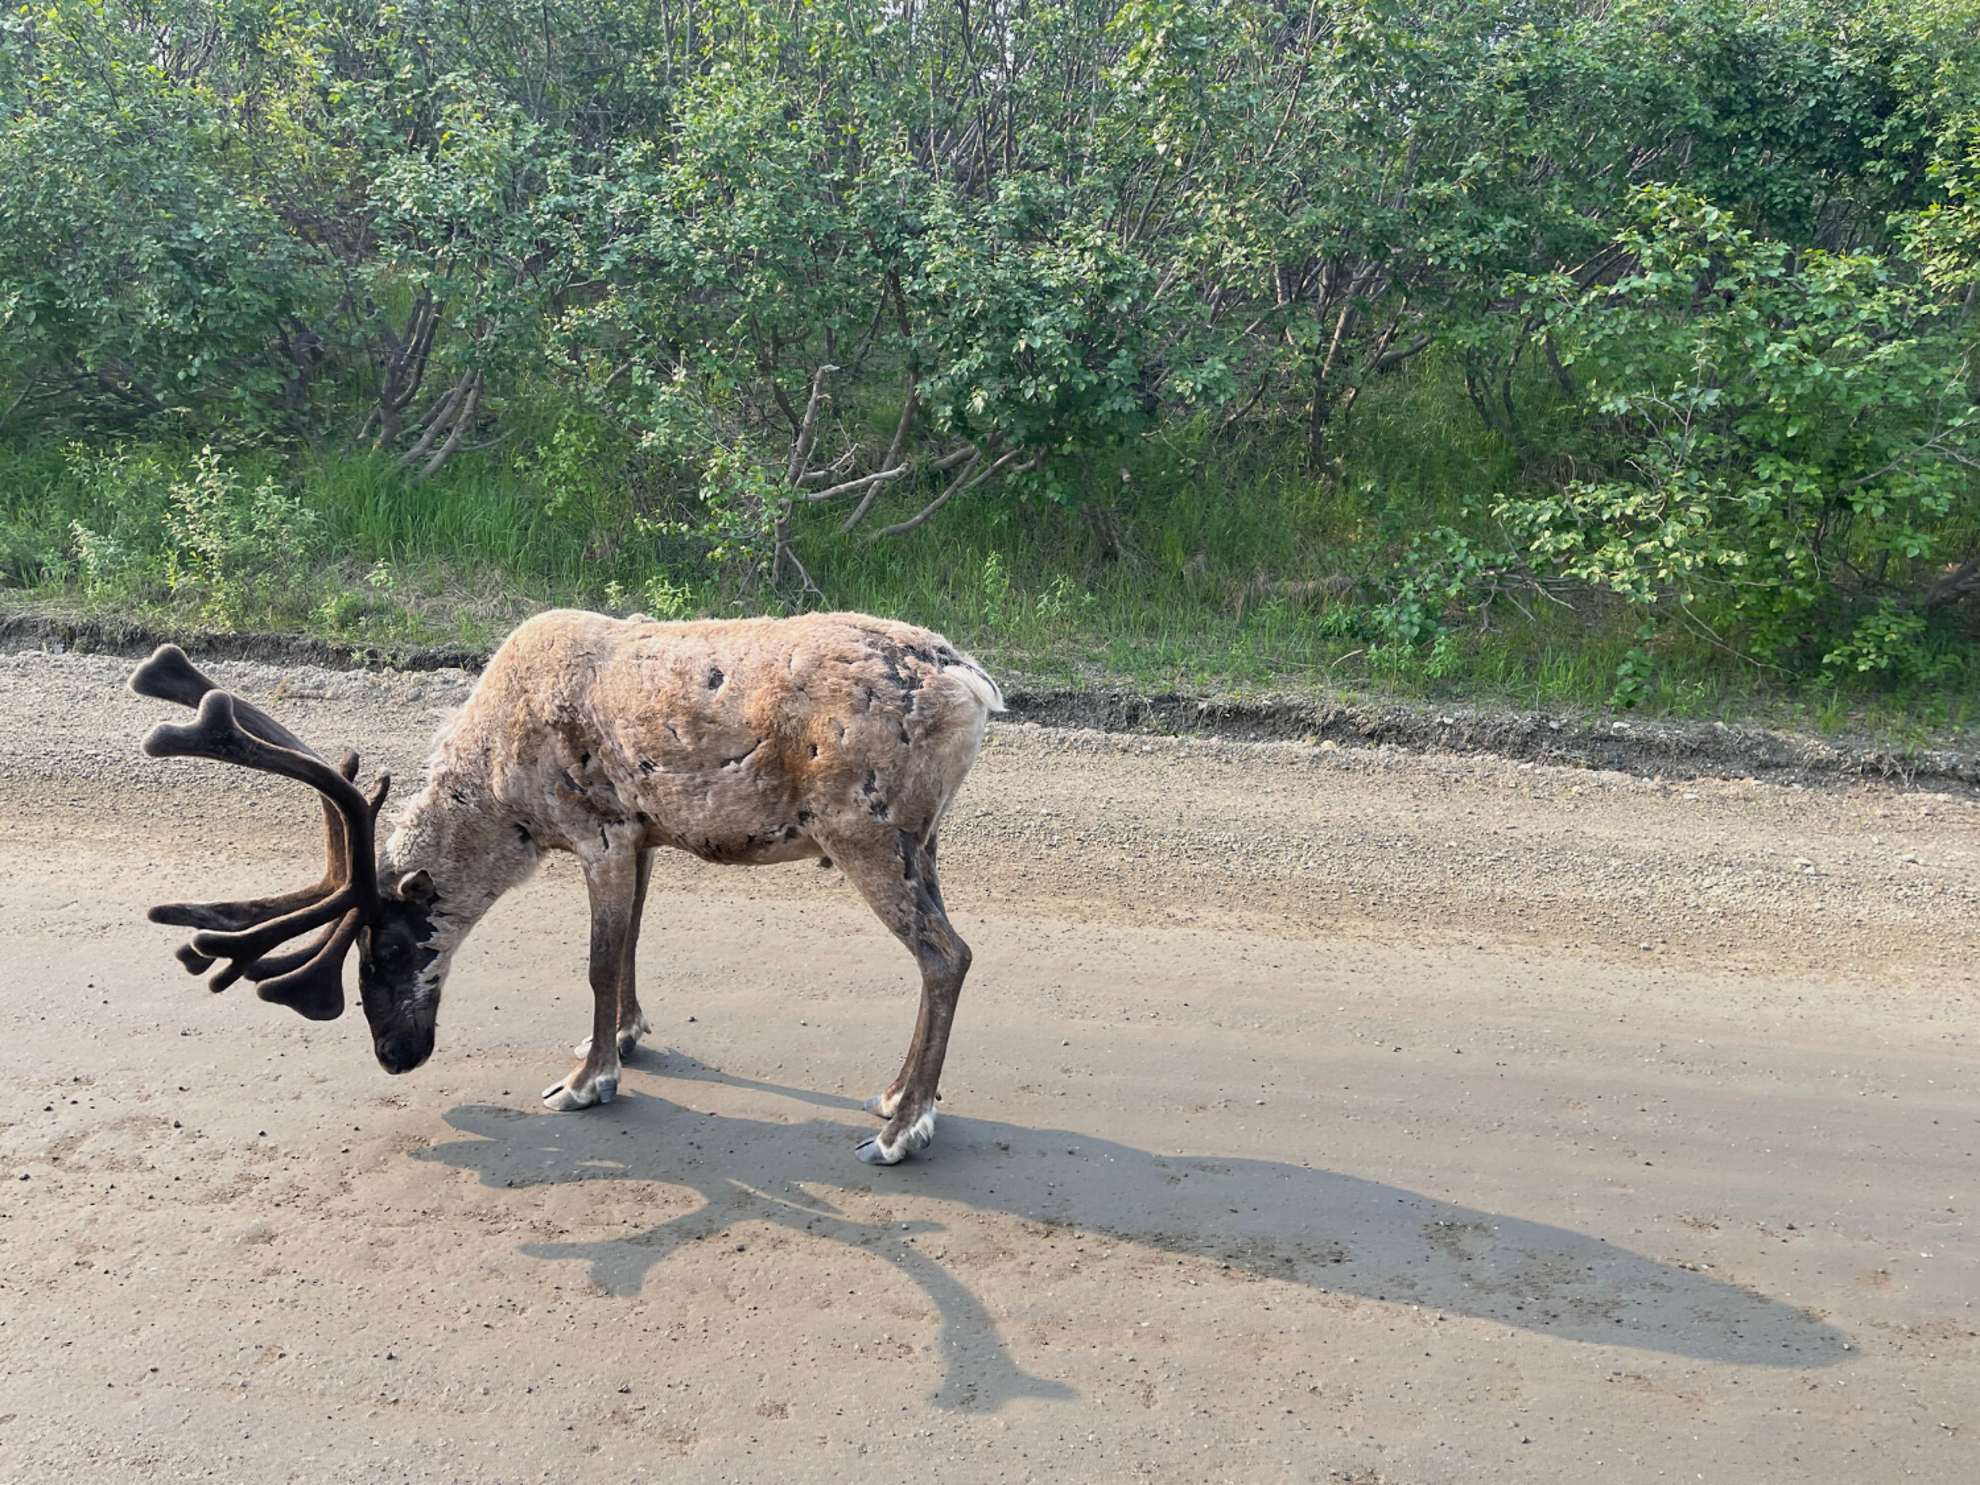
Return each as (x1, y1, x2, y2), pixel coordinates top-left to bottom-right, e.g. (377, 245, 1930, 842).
(394, 869, 436, 905)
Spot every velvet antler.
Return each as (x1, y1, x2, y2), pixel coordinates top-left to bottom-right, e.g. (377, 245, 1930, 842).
(130, 645, 389, 1020)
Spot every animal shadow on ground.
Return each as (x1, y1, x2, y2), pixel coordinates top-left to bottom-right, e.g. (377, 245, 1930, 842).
(415, 1055, 1848, 1411)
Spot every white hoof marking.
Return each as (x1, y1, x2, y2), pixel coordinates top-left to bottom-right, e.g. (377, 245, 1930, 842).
(541, 1069, 618, 1112)
(853, 1105, 937, 1165)
(855, 1134, 901, 1166)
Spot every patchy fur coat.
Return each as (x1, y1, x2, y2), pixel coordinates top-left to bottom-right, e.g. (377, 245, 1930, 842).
(390, 608, 1000, 875)
(366, 609, 1001, 1160)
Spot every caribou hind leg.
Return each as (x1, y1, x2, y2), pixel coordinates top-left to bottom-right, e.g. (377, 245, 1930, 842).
(831, 828, 971, 1165)
(544, 834, 643, 1111)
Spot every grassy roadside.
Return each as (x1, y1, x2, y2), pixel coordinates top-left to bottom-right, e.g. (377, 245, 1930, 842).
(5, 368, 1977, 757)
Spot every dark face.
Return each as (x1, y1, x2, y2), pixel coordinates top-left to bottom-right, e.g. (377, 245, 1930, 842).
(358, 871, 441, 1074)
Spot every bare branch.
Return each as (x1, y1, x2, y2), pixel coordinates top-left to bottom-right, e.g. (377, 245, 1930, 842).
(930, 442, 981, 472)
(0, 374, 37, 429)
(1909, 557, 1980, 612)
(798, 448, 859, 485)
(865, 449, 1042, 541)
(460, 427, 516, 455)
(798, 464, 910, 503)
(411, 372, 484, 481)
(841, 379, 921, 532)
(396, 371, 473, 469)
(785, 364, 841, 485)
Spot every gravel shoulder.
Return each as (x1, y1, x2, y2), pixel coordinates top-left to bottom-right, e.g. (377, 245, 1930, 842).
(0, 650, 1974, 1483)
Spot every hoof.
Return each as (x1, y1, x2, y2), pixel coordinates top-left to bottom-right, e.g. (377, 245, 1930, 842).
(617, 1012, 652, 1056)
(855, 1133, 905, 1166)
(854, 1104, 937, 1165)
(541, 1073, 617, 1112)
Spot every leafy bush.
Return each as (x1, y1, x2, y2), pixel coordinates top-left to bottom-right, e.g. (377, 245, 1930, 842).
(1494, 188, 1979, 668)
(161, 448, 318, 620)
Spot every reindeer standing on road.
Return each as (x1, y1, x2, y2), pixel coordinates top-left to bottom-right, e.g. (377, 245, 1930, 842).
(130, 609, 1002, 1165)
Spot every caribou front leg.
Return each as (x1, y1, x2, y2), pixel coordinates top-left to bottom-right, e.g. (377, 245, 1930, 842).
(573, 847, 653, 1060)
(544, 836, 642, 1112)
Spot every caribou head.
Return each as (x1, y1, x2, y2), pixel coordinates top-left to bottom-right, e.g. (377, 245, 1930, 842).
(129, 644, 440, 1072)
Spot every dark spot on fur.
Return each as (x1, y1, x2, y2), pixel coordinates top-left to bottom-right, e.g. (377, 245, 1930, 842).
(898, 725, 911, 745)
(782, 824, 801, 841)
(707, 667, 724, 690)
(858, 769, 889, 821)
(559, 770, 580, 792)
(450, 789, 468, 806)
(809, 742, 820, 758)
(579, 753, 590, 768)
(865, 635, 929, 703)
(797, 809, 814, 824)
(665, 723, 682, 743)
(636, 810, 650, 823)
(639, 758, 657, 774)
(515, 823, 533, 845)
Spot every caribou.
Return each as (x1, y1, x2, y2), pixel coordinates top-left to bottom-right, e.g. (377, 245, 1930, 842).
(130, 609, 1002, 1165)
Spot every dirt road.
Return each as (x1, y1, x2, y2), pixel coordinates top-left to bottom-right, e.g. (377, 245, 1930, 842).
(1, 650, 1975, 1483)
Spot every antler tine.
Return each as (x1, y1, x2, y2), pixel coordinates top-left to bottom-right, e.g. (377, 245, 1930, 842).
(130, 644, 317, 756)
(158, 767, 390, 1007)
(180, 771, 392, 984)
(139, 692, 389, 1015)
(132, 641, 377, 936)
(148, 751, 363, 933)
(251, 909, 363, 1021)
(144, 691, 381, 907)
(193, 892, 355, 990)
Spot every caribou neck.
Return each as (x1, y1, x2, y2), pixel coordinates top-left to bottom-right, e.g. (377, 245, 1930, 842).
(384, 758, 541, 956)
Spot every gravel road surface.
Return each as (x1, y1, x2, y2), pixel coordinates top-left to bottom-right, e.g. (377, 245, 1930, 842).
(0, 650, 1974, 1483)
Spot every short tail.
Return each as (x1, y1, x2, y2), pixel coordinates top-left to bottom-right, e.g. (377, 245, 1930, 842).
(944, 654, 1005, 714)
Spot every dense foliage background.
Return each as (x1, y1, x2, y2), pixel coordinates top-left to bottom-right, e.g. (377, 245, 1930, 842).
(4, 0, 1979, 727)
